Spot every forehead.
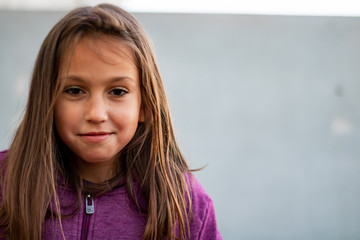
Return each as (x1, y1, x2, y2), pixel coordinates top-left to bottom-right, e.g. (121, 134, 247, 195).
(56, 34, 140, 91)
(60, 34, 136, 72)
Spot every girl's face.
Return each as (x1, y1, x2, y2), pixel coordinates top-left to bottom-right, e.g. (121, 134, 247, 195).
(55, 36, 143, 181)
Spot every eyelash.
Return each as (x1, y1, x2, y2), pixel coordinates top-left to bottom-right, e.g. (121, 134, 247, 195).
(64, 87, 84, 95)
(64, 87, 128, 96)
(110, 88, 128, 96)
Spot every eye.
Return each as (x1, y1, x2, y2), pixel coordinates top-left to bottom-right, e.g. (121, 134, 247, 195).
(64, 87, 85, 95)
(110, 88, 128, 96)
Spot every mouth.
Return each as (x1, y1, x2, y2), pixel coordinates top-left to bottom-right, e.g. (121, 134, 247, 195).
(80, 132, 112, 136)
(78, 132, 113, 143)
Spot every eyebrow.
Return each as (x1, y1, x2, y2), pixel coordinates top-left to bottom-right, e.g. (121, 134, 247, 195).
(61, 75, 136, 84)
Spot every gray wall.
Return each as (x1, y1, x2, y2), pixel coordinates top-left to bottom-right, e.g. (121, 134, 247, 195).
(1, 11, 360, 239)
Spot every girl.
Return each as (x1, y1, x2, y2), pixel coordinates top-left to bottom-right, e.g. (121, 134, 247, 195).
(0, 3, 221, 240)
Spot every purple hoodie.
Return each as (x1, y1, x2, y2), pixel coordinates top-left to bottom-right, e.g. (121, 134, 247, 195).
(0, 150, 222, 239)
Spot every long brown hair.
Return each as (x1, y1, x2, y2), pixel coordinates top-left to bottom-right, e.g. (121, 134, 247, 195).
(0, 4, 191, 239)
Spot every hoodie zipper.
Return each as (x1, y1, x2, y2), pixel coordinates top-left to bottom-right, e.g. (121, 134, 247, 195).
(80, 193, 94, 240)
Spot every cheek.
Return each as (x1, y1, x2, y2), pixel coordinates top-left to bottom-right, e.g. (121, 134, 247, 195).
(54, 103, 78, 135)
(111, 107, 140, 133)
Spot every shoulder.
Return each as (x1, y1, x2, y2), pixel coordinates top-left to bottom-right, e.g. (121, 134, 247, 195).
(186, 173, 222, 240)
(187, 174, 211, 214)
(0, 150, 8, 163)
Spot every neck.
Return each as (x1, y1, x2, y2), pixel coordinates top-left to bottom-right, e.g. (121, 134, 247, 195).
(75, 159, 116, 183)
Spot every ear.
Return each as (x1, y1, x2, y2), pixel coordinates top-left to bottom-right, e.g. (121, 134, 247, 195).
(138, 107, 145, 123)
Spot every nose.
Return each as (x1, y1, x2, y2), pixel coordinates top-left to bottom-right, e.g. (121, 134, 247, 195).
(85, 95, 108, 123)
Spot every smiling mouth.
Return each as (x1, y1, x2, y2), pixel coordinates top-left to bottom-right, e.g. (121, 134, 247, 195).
(80, 132, 111, 136)
(79, 132, 113, 143)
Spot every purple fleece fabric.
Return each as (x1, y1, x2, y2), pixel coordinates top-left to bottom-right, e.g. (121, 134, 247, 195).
(0, 150, 222, 239)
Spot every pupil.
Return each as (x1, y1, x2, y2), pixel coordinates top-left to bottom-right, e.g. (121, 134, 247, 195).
(71, 88, 81, 94)
(113, 89, 122, 95)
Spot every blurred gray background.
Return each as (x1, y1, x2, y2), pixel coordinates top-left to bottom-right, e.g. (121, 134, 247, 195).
(1, 10, 360, 239)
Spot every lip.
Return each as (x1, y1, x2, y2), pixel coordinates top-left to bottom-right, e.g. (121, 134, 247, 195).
(78, 132, 113, 143)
